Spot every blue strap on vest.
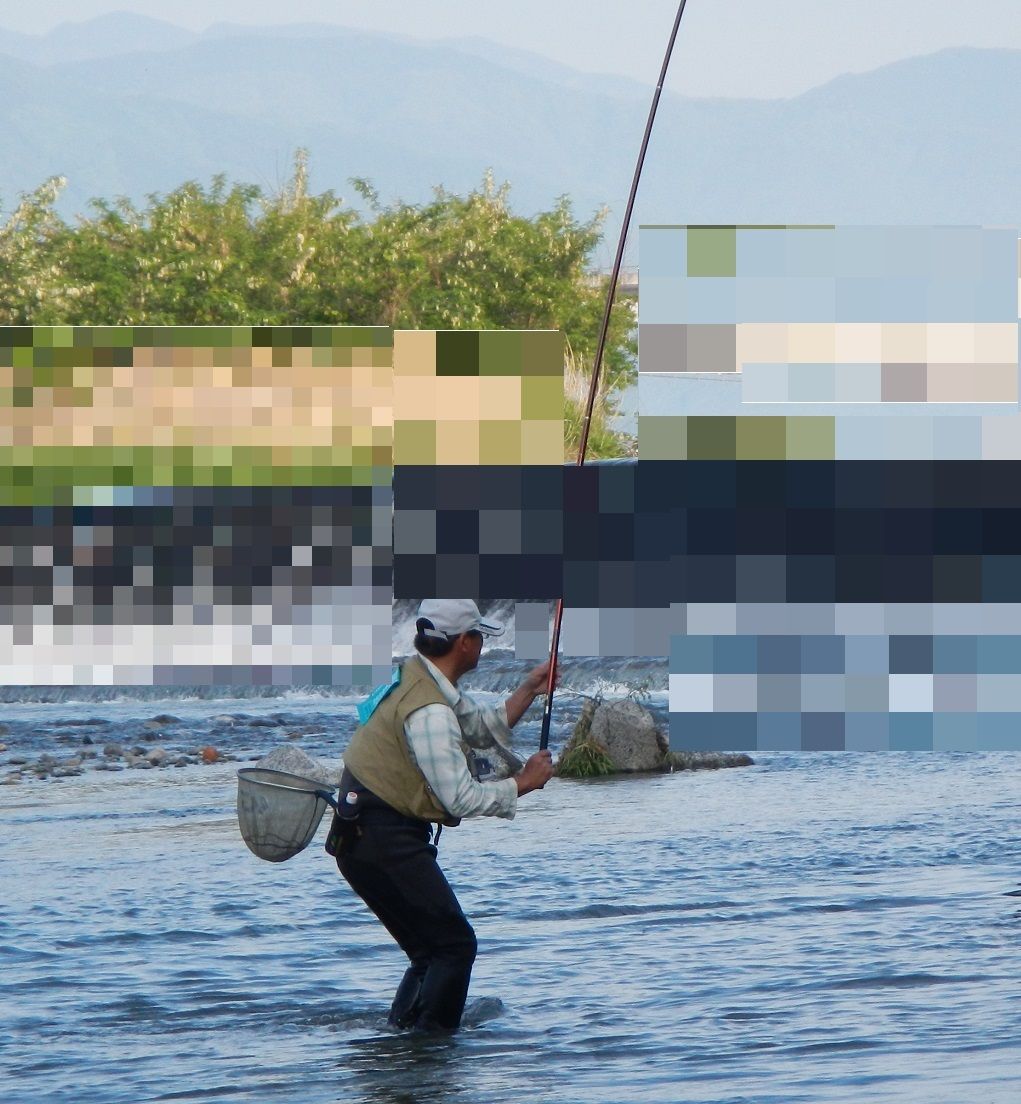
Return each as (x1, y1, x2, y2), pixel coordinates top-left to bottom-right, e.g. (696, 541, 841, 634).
(356, 666, 402, 725)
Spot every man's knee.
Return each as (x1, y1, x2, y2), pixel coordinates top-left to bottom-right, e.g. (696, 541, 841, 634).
(460, 924, 478, 965)
(437, 915, 477, 965)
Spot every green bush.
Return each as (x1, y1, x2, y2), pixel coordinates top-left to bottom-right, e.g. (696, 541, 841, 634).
(0, 155, 636, 460)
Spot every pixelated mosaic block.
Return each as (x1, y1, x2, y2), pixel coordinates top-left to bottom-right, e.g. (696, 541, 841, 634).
(0, 326, 393, 502)
(669, 632, 1021, 751)
(394, 462, 667, 603)
(0, 326, 393, 685)
(394, 440, 1021, 749)
(394, 457, 1021, 605)
(526, 599, 1021, 663)
(1, 325, 571, 686)
(639, 224, 1021, 750)
(638, 226, 1021, 461)
(393, 330, 564, 465)
(657, 453, 1021, 751)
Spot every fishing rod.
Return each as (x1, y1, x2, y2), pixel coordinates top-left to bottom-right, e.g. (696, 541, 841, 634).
(539, 0, 691, 752)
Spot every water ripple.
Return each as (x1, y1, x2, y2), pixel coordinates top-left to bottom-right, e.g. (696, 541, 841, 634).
(1, 738, 1019, 1104)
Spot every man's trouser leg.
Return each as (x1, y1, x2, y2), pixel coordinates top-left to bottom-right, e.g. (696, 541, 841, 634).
(337, 808, 477, 1031)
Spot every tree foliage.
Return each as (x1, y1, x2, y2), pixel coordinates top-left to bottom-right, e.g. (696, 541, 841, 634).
(0, 153, 635, 453)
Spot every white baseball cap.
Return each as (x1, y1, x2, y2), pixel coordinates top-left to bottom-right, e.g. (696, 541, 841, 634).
(416, 598, 505, 639)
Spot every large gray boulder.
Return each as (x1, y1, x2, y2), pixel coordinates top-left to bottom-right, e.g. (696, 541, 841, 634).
(588, 699, 669, 772)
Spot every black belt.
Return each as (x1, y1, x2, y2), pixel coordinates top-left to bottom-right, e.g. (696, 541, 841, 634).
(339, 769, 447, 845)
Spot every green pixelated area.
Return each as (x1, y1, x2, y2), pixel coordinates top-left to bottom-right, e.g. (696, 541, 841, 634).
(392, 330, 564, 465)
(637, 415, 836, 460)
(0, 326, 394, 504)
(1, 325, 568, 501)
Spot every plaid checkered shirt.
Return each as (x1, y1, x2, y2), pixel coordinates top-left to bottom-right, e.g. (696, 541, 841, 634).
(404, 655, 519, 820)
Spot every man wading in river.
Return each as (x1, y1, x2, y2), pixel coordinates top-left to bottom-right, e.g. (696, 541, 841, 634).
(331, 598, 555, 1032)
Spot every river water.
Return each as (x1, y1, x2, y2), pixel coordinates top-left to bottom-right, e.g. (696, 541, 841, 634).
(2, 695, 1019, 1104)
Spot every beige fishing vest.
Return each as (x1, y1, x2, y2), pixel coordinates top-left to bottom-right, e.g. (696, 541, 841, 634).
(342, 655, 461, 827)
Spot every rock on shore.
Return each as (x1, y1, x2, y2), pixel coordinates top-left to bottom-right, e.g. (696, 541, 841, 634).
(1, 719, 239, 785)
(253, 745, 341, 787)
(559, 697, 754, 776)
(665, 749, 754, 770)
(588, 699, 669, 772)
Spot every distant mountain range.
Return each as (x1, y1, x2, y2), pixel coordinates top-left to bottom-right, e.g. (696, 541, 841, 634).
(1, 13, 1017, 248)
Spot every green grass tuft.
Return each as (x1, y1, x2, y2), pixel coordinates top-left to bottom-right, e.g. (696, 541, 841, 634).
(556, 693, 617, 778)
(556, 738, 617, 778)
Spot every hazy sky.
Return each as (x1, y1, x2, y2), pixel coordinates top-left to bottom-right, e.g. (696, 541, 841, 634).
(3, 0, 1020, 98)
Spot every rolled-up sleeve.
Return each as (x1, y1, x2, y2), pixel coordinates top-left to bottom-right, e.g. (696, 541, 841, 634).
(405, 704, 518, 820)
